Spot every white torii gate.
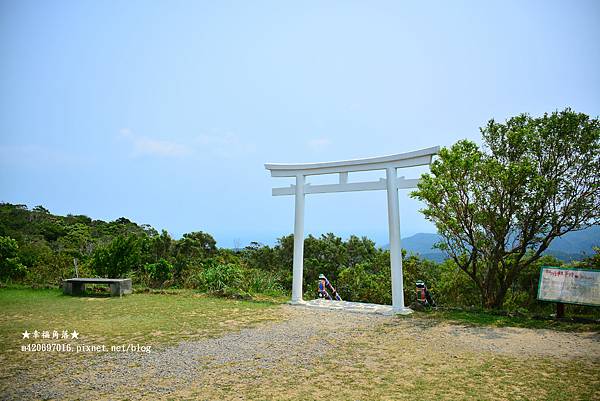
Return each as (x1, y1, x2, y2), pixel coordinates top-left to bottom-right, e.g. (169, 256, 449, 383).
(265, 146, 439, 314)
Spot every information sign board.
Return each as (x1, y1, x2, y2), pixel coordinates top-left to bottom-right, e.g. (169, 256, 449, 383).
(537, 266, 600, 306)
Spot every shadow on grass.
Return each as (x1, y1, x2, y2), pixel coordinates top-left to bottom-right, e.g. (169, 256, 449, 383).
(1, 283, 288, 305)
(131, 287, 288, 305)
(65, 292, 112, 298)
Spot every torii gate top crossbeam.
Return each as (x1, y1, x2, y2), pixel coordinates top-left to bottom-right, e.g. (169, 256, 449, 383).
(265, 146, 439, 177)
(265, 146, 439, 197)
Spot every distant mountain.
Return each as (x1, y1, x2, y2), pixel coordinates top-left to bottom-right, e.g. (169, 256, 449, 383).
(384, 226, 600, 262)
(543, 226, 600, 258)
(400, 233, 441, 256)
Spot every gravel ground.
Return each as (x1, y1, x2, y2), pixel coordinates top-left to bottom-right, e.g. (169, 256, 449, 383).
(3, 305, 388, 400)
(3, 305, 599, 400)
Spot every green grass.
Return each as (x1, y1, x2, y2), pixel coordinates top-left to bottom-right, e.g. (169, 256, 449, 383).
(409, 308, 600, 332)
(0, 287, 285, 355)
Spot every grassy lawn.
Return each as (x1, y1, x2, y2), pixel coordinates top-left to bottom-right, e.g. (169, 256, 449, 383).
(0, 287, 285, 389)
(0, 287, 284, 351)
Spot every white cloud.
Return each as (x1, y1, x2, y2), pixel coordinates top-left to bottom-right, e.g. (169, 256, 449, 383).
(119, 128, 191, 158)
(118, 129, 255, 160)
(131, 137, 190, 157)
(196, 133, 256, 158)
(0, 145, 91, 166)
(119, 128, 133, 137)
(307, 137, 332, 152)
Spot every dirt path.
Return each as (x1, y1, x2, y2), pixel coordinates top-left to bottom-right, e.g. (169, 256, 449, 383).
(3, 306, 599, 400)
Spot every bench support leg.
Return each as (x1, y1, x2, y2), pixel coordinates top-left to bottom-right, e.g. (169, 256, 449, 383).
(63, 282, 73, 295)
(63, 282, 85, 295)
(110, 283, 123, 297)
(73, 283, 85, 295)
(121, 280, 132, 294)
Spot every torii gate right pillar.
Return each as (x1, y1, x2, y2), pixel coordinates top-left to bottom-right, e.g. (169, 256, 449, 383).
(386, 167, 409, 314)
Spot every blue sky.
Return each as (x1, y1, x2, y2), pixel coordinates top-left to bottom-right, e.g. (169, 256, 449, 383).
(1, 0, 599, 247)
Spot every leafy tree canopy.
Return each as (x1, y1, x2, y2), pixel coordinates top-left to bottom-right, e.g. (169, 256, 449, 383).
(412, 108, 599, 308)
(175, 231, 217, 259)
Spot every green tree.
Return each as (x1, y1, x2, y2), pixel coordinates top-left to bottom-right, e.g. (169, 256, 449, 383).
(143, 258, 174, 286)
(412, 109, 600, 308)
(91, 235, 141, 278)
(337, 262, 391, 304)
(242, 242, 278, 271)
(0, 236, 27, 280)
(151, 230, 173, 261)
(32, 205, 50, 214)
(175, 231, 217, 259)
(583, 247, 600, 268)
(58, 223, 93, 257)
(303, 233, 347, 288)
(346, 235, 377, 268)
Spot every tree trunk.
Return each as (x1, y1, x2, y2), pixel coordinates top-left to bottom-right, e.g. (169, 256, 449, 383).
(482, 284, 509, 309)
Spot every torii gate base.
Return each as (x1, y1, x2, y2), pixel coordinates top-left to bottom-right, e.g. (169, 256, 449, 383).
(298, 299, 397, 316)
(265, 146, 439, 315)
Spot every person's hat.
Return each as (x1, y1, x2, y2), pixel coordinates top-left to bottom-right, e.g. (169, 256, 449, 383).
(318, 274, 325, 279)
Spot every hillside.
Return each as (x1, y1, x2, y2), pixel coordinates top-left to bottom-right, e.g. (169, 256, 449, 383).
(392, 226, 600, 262)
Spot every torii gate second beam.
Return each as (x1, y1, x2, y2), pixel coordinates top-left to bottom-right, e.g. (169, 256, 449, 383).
(265, 146, 439, 314)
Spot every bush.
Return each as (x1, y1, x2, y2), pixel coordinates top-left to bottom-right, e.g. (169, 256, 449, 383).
(337, 262, 391, 304)
(0, 236, 27, 280)
(143, 258, 174, 287)
(200, 263, 243, 293)
(434, 259, 481, 307)
(243, 268, 283, 295)
(25, 252, 82, 286)
(90, 235, 141, 278)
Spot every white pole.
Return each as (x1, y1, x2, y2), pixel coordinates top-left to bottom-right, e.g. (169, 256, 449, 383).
(291, 174, 305, 304)
(386, 167, 409, 314)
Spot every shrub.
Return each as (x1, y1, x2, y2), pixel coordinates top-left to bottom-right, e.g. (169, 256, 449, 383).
(337, 262, 391, 304)
(0, 236, 27, 280)
(25, 252, 80, 286)
(243, 268, 283, 294)
(434, 259, 481, 307)
(143, 258, 174, 287)
(201, 263, 243, 293)
(90, 235, 141, 278)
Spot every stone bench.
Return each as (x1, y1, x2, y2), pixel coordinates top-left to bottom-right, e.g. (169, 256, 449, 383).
(62, 278, 132, 297)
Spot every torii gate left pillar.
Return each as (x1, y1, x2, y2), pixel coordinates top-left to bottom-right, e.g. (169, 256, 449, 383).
(292, 174, 305, 303)
(266, 146, 439, 314)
